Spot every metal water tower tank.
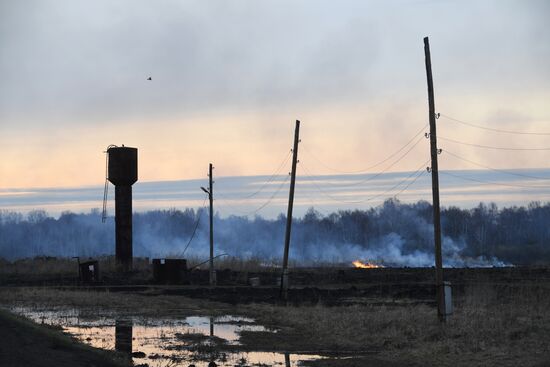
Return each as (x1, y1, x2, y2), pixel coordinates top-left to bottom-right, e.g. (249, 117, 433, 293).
(107, 146, 138, 271)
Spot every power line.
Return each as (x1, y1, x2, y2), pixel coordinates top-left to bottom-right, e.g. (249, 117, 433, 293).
(302, 133, 426, 189)
(440, 170, 550, 189)
(389, 168, 427, 201)
(231, 150, 292, 200)
(440, 113, 550, 136)
(248, 174, 290, 216)
(299, 159, 430, 204)
(216, 175, 290, 216)
(438, 136, 550, 151)
(299, 162, 369, 204)
(301, 123, 429, 174)
(180, 196, 208, 257)
(188, 253, 230, 271)
(442, 149, 550, 180)
(215, 191, 255, 215)
(214, 149, 290, 203)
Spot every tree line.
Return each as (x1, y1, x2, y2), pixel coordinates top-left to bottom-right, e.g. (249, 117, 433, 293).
(1, 199, 549, 266)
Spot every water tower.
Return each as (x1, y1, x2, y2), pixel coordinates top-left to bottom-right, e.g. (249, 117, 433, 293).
(107, 146, 138, 271)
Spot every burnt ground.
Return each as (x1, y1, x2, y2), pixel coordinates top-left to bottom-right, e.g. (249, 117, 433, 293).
(0, 309, 129, 367)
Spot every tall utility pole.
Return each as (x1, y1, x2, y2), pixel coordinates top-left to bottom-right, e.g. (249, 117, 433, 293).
(281, 120, 300, 301)
(424, 36, 445, 321)
(208, 163, 215, 286)
(201, 163, 216, 286)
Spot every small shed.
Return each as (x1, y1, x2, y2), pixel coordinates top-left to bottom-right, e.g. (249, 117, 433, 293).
(152, 258, 188, 284)
(79, 260, 100, 282)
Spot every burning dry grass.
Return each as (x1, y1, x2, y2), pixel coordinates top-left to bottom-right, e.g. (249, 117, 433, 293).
(0, 256, 374, 280)
(352, 260, 384, 268)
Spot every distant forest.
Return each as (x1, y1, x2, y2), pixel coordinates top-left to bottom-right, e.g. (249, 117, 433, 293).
(1, 199, 550, 266)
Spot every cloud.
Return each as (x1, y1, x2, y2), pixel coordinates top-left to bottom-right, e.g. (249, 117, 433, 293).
(0, 0, 549, 189)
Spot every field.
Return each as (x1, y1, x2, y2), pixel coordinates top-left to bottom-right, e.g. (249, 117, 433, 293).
(1, 258, 550, 366)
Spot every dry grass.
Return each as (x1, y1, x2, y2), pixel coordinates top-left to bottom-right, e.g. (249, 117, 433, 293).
(185, 255, 281, 272)
(239, 284, 550, 366)
(0, 256, 286, 279)
(0, 256, 151, 276)
(0, 256, 353, 277)
(0, 287, 233, 318)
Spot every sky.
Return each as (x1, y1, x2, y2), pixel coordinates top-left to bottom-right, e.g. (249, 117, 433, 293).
(1, 0, 549, 202)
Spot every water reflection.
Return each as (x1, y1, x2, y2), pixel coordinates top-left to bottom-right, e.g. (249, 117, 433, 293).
(210, 316, 214, 337)
(115, 319, 132, 358)
(9, 307, 325, 366)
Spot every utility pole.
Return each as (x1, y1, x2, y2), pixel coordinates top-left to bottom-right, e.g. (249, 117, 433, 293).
(281, 120, 300, 301)
(424, 36, 446, 321)
(201, 163, 216, 286)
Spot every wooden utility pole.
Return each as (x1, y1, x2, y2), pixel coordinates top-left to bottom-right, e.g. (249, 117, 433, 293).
(281, 120, 300, 301)
(208, 163, 216, 286)
(424, 36, 446, 321)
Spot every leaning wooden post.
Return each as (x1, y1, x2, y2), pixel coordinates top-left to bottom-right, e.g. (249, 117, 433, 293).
(424, 36, 446, 321)
(281, 120, 300, 301)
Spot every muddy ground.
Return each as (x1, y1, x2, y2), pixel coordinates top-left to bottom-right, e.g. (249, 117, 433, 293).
(0, 308, 129, 367)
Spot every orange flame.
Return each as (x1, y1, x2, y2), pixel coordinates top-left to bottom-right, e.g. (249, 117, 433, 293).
(352, 260, 383, 269)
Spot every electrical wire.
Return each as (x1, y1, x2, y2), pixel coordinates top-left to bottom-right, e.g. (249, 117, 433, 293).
(247, 174, 290, 216)
(180, 196, 208, 257)
(365, 159, 430, 201)
(215, 149, 291, 201)
(440, 113, 550, 136)
(214, 195, 252, 216)
(390, 167, 427, 199)
(440, 170, 550, 189)
(217, 150, 292, 208)
(299, 159, 430, 204)
(216, 175, 290, 216)
(300, 123, 429, 174)
(188, 253, 230, 270)
(240, 150, 292, 199)
(303, 133, 426, 189)
(442, 149, 550, 180)
(438, 136, 550, 151)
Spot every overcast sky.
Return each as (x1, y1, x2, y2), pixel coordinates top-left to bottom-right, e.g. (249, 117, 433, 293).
(1, 0, 549, 190)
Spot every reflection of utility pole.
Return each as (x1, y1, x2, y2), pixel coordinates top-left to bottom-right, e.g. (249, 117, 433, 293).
(424, 36, 446, 321)
(281, 120, 300, 301)
(115, 319, 133, 359)
(284, 352, 291, 367)
(201, 163, 216, 286)
(209, 316, 214, 337)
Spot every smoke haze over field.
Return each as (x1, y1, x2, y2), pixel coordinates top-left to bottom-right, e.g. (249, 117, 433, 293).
(1, 1, 549, 268)
(2, 199, 549, 267)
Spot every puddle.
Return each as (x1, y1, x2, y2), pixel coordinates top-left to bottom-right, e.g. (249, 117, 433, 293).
(9, 306, 324, 366)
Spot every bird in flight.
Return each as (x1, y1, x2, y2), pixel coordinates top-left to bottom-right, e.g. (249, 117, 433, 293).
(147, 77, 152, 80)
